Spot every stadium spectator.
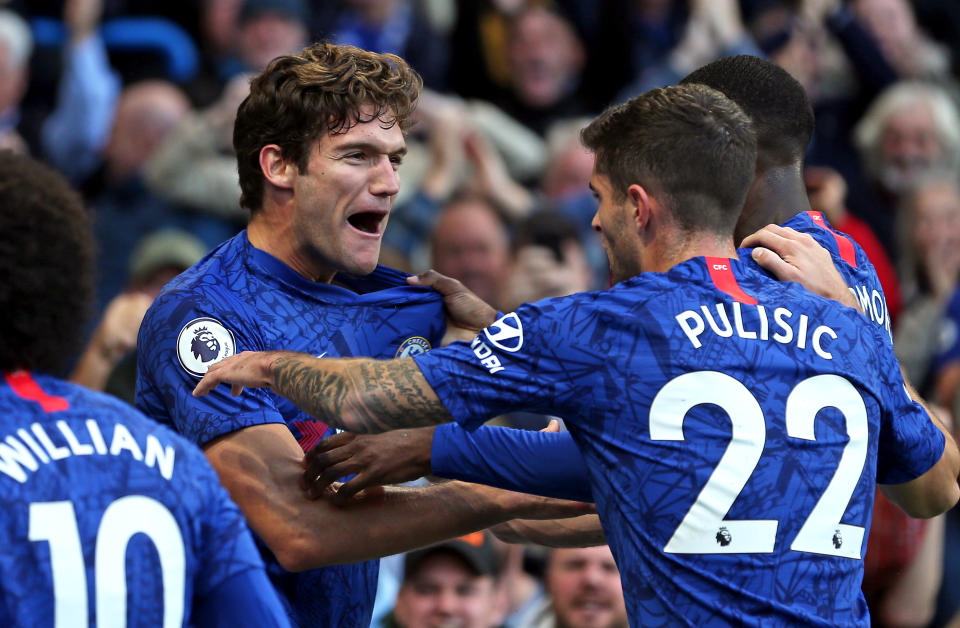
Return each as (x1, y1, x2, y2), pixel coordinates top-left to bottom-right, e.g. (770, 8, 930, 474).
(0, 9, 33, 154)
(500, 211, 594, 313)
(517, 546, 627, 628)
(494, 6, 589, 137)
(135, 42, 588, 628)
(0, 149, 290, 627)
(71, 229, 207, 403)
(895, 178, 960, 392)
(384, 532, 505, 628)
(852, 81, 960, 263)
(430, 196, 512, 310)
(851, 0, 950, 80)
(311, 0, 450, 91)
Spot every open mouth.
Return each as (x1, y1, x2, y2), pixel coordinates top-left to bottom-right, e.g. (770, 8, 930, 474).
(347, 211, 385, 235)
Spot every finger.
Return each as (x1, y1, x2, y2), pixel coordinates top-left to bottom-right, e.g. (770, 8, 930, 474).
(740, 227, 796, 254)
(751, 247, 799, 282)
(311, 464, 357, 499)
(331, 474, 373, 504)
(192, 372, 221, 397)
(305, 432, 356, 460)
(409, 269, 464, 295)
(541, 419, 560, 433)
(303, 447, 353, 481)
(231, 382, 245, 397)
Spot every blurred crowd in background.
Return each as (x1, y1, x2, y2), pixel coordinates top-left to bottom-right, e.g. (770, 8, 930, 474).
(3, 0, 960, 626)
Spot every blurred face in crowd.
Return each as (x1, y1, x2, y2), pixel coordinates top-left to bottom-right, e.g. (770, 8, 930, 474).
(0, 41, 26, 113)
(546, 546, 627, 628)
(238, 12, 307, 71)
(877, 100, 943, 192)
(508, 8, 585, 108)
(543, 143, 595, 202)
(431, 199, 510, 307)
(103, 82, 190, 181)
(910, 181, 960, 264)
(393, 553, 502, 628)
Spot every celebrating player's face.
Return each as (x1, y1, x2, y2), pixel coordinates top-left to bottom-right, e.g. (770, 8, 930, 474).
(589, 172, 641, 284)
(291, 107, 406, 278)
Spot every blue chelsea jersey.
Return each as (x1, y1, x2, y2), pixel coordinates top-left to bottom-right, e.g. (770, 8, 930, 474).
(415, 255, 942, 627)
(780, 211, 892, 340)
(0, 372, 284, 627)
(136, 231, 447, 627)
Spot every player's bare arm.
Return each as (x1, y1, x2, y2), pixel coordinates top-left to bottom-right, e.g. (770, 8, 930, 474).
(491, 515, 606, 548)
(194, 350, 450, 433)
(204, 423, 593, 570)
(741, 224, 863, 311)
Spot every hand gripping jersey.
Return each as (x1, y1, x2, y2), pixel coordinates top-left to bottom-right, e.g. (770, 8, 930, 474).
(0, 371, 287, 627)
(135, 231, 446, 627)
(414, 255, 943, 627)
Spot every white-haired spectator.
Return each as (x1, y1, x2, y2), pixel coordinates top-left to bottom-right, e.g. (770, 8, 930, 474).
(854, 82, 960, 195)
(0, 8, 33, 154)
(850, 81, 960, 261)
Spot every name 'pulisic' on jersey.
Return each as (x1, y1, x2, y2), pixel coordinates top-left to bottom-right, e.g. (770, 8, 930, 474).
(0, 419, 175, 483)
(675, 301, 838, 359)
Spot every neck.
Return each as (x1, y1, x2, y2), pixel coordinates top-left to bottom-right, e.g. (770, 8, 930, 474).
(643, 230, 739, 273)
(734, 162, 810, 243)
(247, 208, 336, 284)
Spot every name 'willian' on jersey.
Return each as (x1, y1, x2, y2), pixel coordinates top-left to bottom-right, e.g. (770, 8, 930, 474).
(0, 371, 271, 627)
(135, 231, 447, 628)
(414, 255, 943, 627)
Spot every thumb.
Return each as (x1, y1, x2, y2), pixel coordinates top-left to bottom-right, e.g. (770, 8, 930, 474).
(540, 419, 561, 433)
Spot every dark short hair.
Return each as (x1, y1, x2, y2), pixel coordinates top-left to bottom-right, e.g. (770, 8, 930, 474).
(234, 42, 423, 212)
(581, 83, 757, 235)
(681, 55, 814, 168)
(0, 151, 94, 373)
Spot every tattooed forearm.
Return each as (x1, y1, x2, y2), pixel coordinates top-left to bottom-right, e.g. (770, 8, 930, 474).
(271, 356, 451, 433)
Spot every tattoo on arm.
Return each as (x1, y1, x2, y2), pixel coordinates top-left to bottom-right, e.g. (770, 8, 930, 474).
(272, 356, 451, 433)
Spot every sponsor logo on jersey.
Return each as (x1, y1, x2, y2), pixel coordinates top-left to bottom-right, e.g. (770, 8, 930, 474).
(484, 312, 524, 352)
(176, 317, 236, 377)
(395, 336, 432, 358)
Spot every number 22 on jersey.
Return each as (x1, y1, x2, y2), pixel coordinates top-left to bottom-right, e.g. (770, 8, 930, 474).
(650, 371, 868, 559)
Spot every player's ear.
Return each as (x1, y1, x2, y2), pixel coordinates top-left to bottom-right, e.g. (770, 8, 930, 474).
(259, 144, 296, 190)
(627, 183, 651, 233)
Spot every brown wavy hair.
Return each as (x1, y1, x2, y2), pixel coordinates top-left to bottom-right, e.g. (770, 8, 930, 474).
(0, 150, 95, 373)
(234, 42, 423, 212)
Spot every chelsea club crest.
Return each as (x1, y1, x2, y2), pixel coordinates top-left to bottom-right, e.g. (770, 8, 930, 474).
(395, 336, 431, 358)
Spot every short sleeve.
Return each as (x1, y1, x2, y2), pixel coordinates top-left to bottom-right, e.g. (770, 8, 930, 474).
(876, 350, 945, 484)
(414, 296, 608, 430)
(136, 291, 284, 446)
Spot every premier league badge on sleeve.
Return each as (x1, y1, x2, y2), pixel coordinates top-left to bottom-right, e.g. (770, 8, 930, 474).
(177, 317, 236, 377)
